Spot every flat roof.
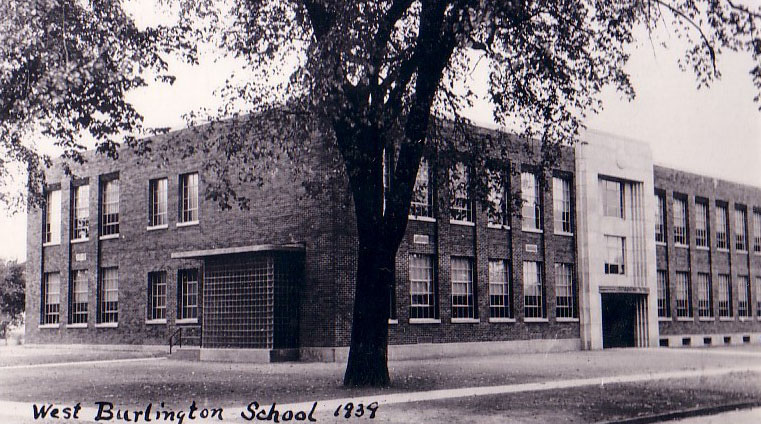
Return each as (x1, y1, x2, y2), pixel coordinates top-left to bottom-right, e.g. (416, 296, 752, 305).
(170, 243, 305, 259)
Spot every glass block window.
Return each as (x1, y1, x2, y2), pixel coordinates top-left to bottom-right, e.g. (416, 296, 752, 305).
(72, 185, 89, 240)
(697, 273, 712, 318)
(409, 254, 436, 319)
(41, 272, 60, 325)
(553, 177, 572, 234)
(410, 159, 433, 218)
(149, 178, 168, 227)
(554, 263, 576, 319)
(98, 267, 118, 323)
(718, 274, 731, 318)
(179, 172, 199, 223)
(654, 193, 666, 243)
(450, 257, 475, 319)
(523, 261, 545, 319)
(521, 172, 542, 231)
(657, 270, 670, 318)
(673, 197, 687, 246)
(735, 206, 748, 252)
(488, 260, 511, 318)
(70, 270, 88, 325)
(178, 269, 199, 320)
(101, 179, 119, 236)
(716, 203, 729, 250)
(604, 235, 625, 275)
(675, 272, 692, 318)
(753, 210, 761, 253)
(695, 200, 708, 248)
(449, 163, 473, 223)
(601, 179, 624, 218)
(147, 271, 167, 321)
(44, 189, 61, 244)
(738, 275, 750, 317)
(487, 169, 508, 227)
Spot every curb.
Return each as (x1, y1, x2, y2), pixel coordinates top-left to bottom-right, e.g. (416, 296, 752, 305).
(605, 401, 761, 424)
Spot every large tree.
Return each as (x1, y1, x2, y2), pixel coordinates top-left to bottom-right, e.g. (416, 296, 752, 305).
(2, 0, 760, 387)
(0, 260, 25, 326)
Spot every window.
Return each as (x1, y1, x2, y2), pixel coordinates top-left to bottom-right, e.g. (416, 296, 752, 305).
(450, 257, 475, 319)
(487, 169, 508, 227)
(101, 179, 119, 236)
(738, 275, 750, 317)
(179, 172, 199, 223)
(70, 270, 88, 325)
(756, 277, 761, 317)
(41, 272, 60, 325)
(675, 272, 692, 318)
(604, 235, 625, 275)
(753, 210, 761, 253)
(654, 193, 666, 243)
(72, 185, 89, 240)
(488, 260, 511, 318)
(601, 179, 624, 218)
(149, 178, 168, 227)
(410, 159, 433, 219)
(716, 203, 729, 250)
(44, 189, 61, 244)
(718, 274, 731, 318)
(98, 267, 118, 324)
(673, 197, 687, 246)
(521, 172, 542, 231)
(657, 270, 670, 318)
(147, 271, 167, 321)
(695, 200, 708, 248)
(178, 269, 199, 321)
(449, 163, 473, 223)
(523, 261, 545, 319)
(554, 263, 576, 319)
(553, 177, 572, 234)
(735, 206, 748, 252)
(409, 254, 436, 319)
(697, 273, 712, 318)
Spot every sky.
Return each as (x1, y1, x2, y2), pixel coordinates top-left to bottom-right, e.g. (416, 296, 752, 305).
(1, 5, 760, 262)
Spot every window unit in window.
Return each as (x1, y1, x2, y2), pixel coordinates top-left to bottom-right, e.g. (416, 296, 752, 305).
(716, 203, 729, 250)
(601, 178, 624, 218)
(695, 200, 709, 248)
(41, 272, 60, 325)
(179, 172, 199, 224)
(654, 193, 666, 243)
(72, 185, 89, 240)
(410, 159, 434, 219)
(697, 273, 712, 318)
(148, 178, 168, 228)
(487, 169, 508, 227)
(553, 177, 572, 234)
(554, 263, 576, 319)
(488, 260, 511, 319)
(735, 206, 748, 252)
(409, 254, 436, 320)
(147, 271, 167, 322)
(98, 267, 118, 324)
(450, 257, 475, 319)
(523, 261, 545, 319)
(449, 163, 473, 224)
(521, 171, 542, 231)
(70, 270, 88, 325)
(675, 272, 692, 318)
(718, 274, 731, 318)
(755, 277, 761, 317)
(673, 196, 688, 246)
(604, 235, 625, 275)
(738, 275, 750, 317)
(101, 179, 119, 237)
(753, 210, 761, 253)
(44, 189, 61, 245)
(657, 270, 670, 318)
(178, 269, 199, 321)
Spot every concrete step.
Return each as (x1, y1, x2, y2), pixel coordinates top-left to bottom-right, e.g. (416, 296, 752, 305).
(168, 346, 201, 361)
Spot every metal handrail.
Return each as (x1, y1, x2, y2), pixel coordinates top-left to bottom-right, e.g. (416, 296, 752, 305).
(169, 327, 182, 354)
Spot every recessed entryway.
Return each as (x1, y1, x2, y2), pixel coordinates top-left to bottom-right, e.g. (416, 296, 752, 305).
(601, 293, 639, 348)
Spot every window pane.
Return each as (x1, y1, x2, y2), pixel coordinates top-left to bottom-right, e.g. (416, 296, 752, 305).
(673, 197, 687, 245)
(410, 159, 433, 218)
(42, 272, 60, 324)
(73, 185, 89, 240)
(102, 180, 120, 236)
(45, 190, 61, 244)
(409, 254, 435, 319)
(489, 260, 511, 318)
(148, 271, 167, 320)
(523, 261, 544, 318)
(71, 270, 88, 324)
(180, 173, 199, 223)
(521, 172, 542, 230)
(657, 270, 670, 317)
(655, 194, 666, 243)
(149, 178, 168, 227)
(99, 267, 118, 323)
(695, 201, 708, 247)
(554, 263, 576, 318)
(553, 177, 572, 234)
(450, 257, 474, 318)
(449, 163, 472, 222)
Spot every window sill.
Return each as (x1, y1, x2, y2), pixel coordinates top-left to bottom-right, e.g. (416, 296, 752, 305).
(147, 224, 168, 231)
(409, 318, 441, 324)
(754, 251, 761, 256)
(739, 316, 753, 322)
(146, 319, 167, 325)
(409, 216, 436, 223)
(176, 221, 199, 228)
(719, 317, 734, 322)
(489, 317, 516, 323)
(556, 317, 579, 323)
(524, 318, 548, 323)
(696, 246, 710, 251)
(42, 242, 61, 247)
(387, 319, 398, 325)
(449, 219, 475, 227)
(451, 318, 479, 324)
(675, 244, 689, 249)
(99, 234, 119, 241)
(554, 231, 574, 237)
(70, 238, 89, 244)
(737, 250, 748, 255)
(95, 323, 118, 328)
(676, 317, 694, 322)
(655, 241, 667, 246)
(717, 248, 729, 252)
(175, 318, 198, 325)
(67, 323, 87, 329)
(522, 228, 543, 234)
(699, 317, 715, 322)
(38, 323, 59, 329)
(658, 317, 672, 322)
(487, 223, 510, 230)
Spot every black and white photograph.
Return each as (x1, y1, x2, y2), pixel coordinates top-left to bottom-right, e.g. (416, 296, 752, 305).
(1, 0, 761, 422)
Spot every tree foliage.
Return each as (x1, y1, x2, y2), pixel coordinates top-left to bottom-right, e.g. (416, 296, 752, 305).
(0, 260, 25, 326)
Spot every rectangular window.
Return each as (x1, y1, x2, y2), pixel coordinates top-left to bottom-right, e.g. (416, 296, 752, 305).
(756, 277, 761, 317)
(70, 270, 88, 324)
(44, 189, 61, 244)
(101, 179, 120, 236)
(654, 193, 666, 243)
(657, 270, 670, 318)
(147, 271, 167, 321)
(521, 172, 542, 231)
(554, 263, 576, 319)
(697, 273, 712, 318)
(718, 274, 731, 317)
(604, 235, 625, 275)
(488, 260, 511, 318)
(673, 197, 687, 246)
(675, 272, 692, 318)
(179, 172, 199, 223)
(523, 261, 545, 319)
(450, 257, 475, 319)
(487, 169, 508, 227)
(98, 267, 118, 324)
(178, 269, 199, 321)
(716, 203, 729, 250)
(695, 200, 708, 248)
(753, 210, 761, 253)
(410, 159, 433, 219)
(409, 254, 436, 319)
(735, 206, 748, 252)
(41, 272, 60, 325)
(553, 177, 572, 234)
(738, 275, 750, 317)
(72, 185, 89, 240)
(449, 163, 473, 223)
(601, 179, 624, 218)
(148, 178, 168, 227)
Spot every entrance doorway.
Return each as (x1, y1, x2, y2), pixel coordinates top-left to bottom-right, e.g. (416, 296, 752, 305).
(601, 293, 638, 348)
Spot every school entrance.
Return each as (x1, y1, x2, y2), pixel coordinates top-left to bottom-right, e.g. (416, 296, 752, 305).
(601, 292, 649, 348)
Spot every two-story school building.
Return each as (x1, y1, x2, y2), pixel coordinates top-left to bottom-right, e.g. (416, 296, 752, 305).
(24, 125, 761, 362)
